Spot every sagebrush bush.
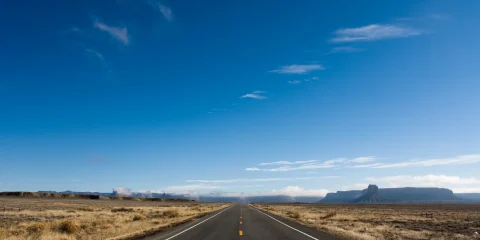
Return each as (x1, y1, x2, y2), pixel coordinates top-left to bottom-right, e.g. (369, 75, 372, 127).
(111, 207, 134, 212)
(287, 210, 301, 219)
(58, 220, 79, 234)
(163, 209, 180, 218)
(27, 223, 49, 234)
(321, 211, 337, 219)
(133, 214, 145, 221)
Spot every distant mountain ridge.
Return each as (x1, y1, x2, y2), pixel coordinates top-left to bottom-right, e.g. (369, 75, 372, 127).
(30, 191, 323, 203)
(320, 185, 478, 203)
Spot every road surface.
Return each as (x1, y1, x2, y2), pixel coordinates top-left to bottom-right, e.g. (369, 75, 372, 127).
(143, 204, 339, 240)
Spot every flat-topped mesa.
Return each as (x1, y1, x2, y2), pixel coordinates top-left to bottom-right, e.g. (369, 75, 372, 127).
(320, 185, 460, 203)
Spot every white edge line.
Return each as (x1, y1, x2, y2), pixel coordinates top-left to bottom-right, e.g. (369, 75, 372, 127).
(164, 205, 233, 240)
(249, 205, 319, 240)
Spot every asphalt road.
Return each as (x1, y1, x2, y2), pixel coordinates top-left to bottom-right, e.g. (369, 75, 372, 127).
(143, 204, 339, 240)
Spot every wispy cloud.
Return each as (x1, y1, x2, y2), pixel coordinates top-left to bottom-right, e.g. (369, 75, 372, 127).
(250, 163, 335, 172)
(349, 157, 376, 163)
(85, 48, 105, 61)
(248, 157, 375, 172)
(304, 76, 319, 82)
(330, 46, 364, 53)
(288, 80, 301, 84)
(93, 20, 129, 45)
(349, 163, 384, 168)
(241, 91, 267, 100)
(259, 160, 318, 166)
(352, 154, 480, 168)
(186, 177, 317, 184)
(330, 24, 423, 43)
(153, 3, 173, 21)
(269, 64, 324, 74)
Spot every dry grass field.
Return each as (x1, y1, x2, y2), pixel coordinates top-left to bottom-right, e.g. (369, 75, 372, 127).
(0, 197, 230, 240)
(252, 203, 480, 240)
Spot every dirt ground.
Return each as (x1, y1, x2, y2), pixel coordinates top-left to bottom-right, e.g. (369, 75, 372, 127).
(0, 197, 230, 240)
(252, 203, 480, 240)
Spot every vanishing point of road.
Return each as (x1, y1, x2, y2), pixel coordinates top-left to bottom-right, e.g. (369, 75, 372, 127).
(143, 204, 339, 240)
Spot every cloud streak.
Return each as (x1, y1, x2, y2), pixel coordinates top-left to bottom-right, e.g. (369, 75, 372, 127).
(93, 20, 129, 45)
(241, 91, 267, 100)
(269, 64, 324, 74)
(156, 3, 173, 21)
(352, 154, 480, 168)
(330, 24, 422, 42)
(259, 160, 318, 166)
(247, 157, 376, 172)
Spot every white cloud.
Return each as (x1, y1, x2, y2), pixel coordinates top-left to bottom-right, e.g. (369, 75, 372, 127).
(186, 177, 316, 184)
(269, 64, 324, 74)
(365, 175, 480, 192)
(324, 158, 347, 165)
(156, 3, 173, 21)
(262, 163, 335, 172)
(93, 20, 129, 45)
(85, 48, 104, 60)
(288, 80, 301, 84)
(259, 160, 317, 166)
(349, 163, 384, 168)
(165, 184, 222, 192)
(147, 1, 173, 21)
(450, 188, 480, 193)
(113, 187, 132, 196)
(341, 183, 370, 191)
(268, 186, 329, 197)
(330, 46, 364, 53)
(241, 91, 267, 100)
(366, 154, 480, 168)
(330, 24, 422, 43)
(248, 157, 375, 172)
(350, 157, 376, 163)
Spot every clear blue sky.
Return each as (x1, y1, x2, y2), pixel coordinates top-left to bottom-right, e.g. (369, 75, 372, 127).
(1, 0, 479, 196)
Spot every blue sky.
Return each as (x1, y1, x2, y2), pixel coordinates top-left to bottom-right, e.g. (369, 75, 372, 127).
(1, 0, 479, 197)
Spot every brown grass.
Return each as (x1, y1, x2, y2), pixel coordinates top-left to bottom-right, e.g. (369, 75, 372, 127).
(0, 197, 230, 240)
(252, 203, 480, 240)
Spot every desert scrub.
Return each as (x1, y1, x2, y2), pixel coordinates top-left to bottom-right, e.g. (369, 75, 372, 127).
(287, 210, 301, 219)
(111, 207, 134, 213)
(320, 211, 337, 219)
(133, 214, 145, 221)
(58, 219, 79, 234)
(163, 209, 180, 218)
(27, 222, 50, 234)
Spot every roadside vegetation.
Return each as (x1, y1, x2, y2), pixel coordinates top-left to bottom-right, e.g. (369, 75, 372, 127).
(0, 197, 230, 240)
(252, 203, 480, 240)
